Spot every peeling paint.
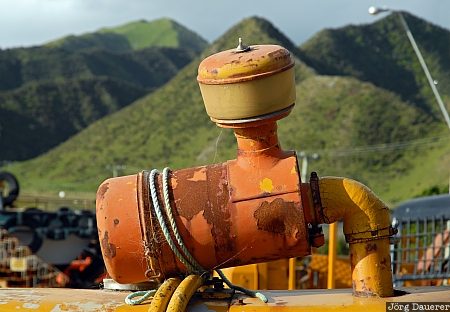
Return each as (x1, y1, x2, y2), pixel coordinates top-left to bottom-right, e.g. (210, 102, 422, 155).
(22, 303, 40, 309)
(96, 182, 109, 201)
(254, 199, 302, 237)
(187, 167, 207, 182)
(100, 231, 116, 259)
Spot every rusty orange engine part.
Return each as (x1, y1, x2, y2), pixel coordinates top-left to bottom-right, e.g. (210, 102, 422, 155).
(96, 41, 396, 298)
(97, 117, 312, 283)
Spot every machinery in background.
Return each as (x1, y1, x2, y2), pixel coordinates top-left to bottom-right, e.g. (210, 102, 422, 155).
(0, 171, 104, 288)
(391, 194, 450, 286)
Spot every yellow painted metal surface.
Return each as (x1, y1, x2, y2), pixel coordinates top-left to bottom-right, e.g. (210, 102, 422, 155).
(0, 287, 449, 311)
(288, 258, 296, 290)
(318, 177, 394, 297)
(327, 222, 338, 289)
(198, 68, 295, 120)
(228, 288, 450, 312)
(217, 260, 289, 290)
(318, 178, 390, 236)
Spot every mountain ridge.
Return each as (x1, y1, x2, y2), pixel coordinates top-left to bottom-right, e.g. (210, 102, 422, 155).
(47, 18, 208, 53)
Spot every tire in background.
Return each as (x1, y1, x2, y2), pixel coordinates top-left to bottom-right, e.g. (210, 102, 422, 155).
(0, 171, 20, 207)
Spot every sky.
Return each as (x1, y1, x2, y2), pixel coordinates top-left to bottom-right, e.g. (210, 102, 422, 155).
(1, 0, 449, 49)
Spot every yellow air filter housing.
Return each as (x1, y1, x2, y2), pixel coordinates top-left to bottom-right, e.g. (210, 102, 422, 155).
(197, 40, 296, 121)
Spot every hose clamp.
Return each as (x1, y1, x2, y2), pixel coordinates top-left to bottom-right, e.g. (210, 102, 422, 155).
(309, 172, 326, 223)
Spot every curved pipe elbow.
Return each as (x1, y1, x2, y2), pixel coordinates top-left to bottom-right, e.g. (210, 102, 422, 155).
(318, 176, 391, 236)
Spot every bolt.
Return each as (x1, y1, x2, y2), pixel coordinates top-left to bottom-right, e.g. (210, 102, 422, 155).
(235, 37, 251, 53)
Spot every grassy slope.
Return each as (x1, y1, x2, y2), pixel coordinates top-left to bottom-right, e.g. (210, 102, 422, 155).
(0, 46, 196, 92)
(0, 46, 196, 161)
(299, 12, 450, 117)
(0, 77, 145, 161)
(46, 32, 131, 53)
(47, 18, 208, 53)
(101, 18, 208, 53)
(288, 76, 449, 205)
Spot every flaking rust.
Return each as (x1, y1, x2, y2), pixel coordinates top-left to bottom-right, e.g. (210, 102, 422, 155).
(101, 231, 116, 259)
(254, 199, 302, 237)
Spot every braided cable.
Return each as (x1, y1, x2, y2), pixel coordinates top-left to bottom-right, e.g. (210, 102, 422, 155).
(124, 289, 157, 305)
(162, 167, 204, 272)
(148, 169, 200, 274)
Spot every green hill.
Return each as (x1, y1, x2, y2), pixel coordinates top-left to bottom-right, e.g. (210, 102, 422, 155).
(0, 46, 196, 92)
(0, 77, 144, 161)
(4, 15, 450, 204)
(0, 45, 197, 161)
(46, 32, 131, 53)
(299, 12, 450, 117)
(48, 18, 208, 53)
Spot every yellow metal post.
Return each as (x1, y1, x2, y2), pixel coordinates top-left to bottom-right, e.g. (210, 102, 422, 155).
(288, 258, 296, 290)
(327, 222, 337, 289)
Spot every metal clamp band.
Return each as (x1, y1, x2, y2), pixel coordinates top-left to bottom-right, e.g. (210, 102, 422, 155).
(345, 226, 398, 244)
(309, 171, 326, 223)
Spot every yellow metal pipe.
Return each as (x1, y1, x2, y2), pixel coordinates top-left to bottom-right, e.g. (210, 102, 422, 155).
(288, 258, 296, 290)
(148, 278, 181, 312)
(317, 177, 394, 297)
(167, 275, 204, 312)
(327, 222, 337, 289)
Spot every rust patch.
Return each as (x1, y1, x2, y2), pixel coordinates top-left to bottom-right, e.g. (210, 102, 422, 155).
(113, 219, 119, 226)
(172, 168, 209, 221)
(267, 49, 291, 62)
(254, 198, 302, 237)
(96, 182, 109, 202)
(353, 280, 376, 297)
(365, 243, 377, 253)
(101, 231, 116, 259)
(203, 164, 234, 261)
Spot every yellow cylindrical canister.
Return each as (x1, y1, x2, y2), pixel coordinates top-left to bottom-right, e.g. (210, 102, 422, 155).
(197, 43, 296, 121)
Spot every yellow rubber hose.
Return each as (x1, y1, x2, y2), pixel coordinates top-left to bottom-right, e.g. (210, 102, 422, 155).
(166, 275, 204, 312)
(148, 278, 181, 312)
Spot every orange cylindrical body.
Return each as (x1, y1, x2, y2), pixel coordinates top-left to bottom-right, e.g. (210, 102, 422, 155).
(97, 122, 311, 283)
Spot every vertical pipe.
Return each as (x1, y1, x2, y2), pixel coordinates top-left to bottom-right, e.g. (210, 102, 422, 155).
(288, 258, 296, 290)
(327, 222, 337, 289)
(350, 238, 393, 297)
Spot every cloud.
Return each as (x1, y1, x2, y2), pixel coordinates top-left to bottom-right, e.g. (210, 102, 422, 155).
(0, 0, 448, 49)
